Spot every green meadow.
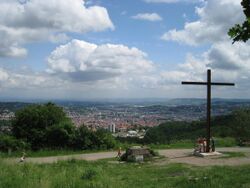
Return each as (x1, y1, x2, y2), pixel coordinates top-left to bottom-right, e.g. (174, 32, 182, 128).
(1, 159, 250, 188)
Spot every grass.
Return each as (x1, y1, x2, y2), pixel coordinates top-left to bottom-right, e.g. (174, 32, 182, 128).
(0, 137, 238, 159)
(149, 140, 194, 150)
(0, 159, 250, 188)
(219, 152, 246, 159)
(149, 137, 237, 150)
(214, 137, 237, 147)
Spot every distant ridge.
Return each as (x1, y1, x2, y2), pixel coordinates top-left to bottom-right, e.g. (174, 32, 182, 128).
(1, 98, 250, 106)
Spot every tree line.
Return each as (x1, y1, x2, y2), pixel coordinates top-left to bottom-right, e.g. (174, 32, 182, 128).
(0, 103, 116, 152)
(143, 108, 250, 144)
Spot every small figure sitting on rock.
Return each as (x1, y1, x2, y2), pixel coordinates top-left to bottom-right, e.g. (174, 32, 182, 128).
(19, 151, 26, 163)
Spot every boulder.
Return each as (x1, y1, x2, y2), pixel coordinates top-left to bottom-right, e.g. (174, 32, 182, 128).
(121, 146, 154, 162)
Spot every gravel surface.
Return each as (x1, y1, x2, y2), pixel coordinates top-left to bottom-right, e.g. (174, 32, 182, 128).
(157, 147, 250, 166)
(3, 147, 250, 166)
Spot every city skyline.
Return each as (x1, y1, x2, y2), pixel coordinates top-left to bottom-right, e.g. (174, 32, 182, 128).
(0, 0, 248, 100)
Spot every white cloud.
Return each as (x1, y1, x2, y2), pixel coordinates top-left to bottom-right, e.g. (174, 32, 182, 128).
(132, 13, 162, 22)
(143, 0, 202, 3)
(161, 0, 244, 45)
(206, 42, 250, 71)
(49, 33, 71, 44)
(0, 68, 9, 81)
(0, 67, 65, 91)
(0, 0, 114, 57)
(47, 40, 155, 82)
(158, 40, 250, 96)
(158, 0, 250, 98)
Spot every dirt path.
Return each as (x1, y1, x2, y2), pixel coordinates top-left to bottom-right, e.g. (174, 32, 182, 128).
(157, 147, 250, 166)
(4, 151, 117, 164)
(3, 147, 250, 166)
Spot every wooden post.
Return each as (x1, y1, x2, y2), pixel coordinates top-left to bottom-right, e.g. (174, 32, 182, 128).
(207, 69, 211, 152)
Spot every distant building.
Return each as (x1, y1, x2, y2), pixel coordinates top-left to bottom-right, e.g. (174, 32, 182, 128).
(109, 123, 116, 133)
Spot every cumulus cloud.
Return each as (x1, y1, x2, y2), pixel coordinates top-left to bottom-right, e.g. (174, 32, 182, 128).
(143, 0, 202, 3)
(0, 0, 114, 57)
(161, 0, 244, 45)
(47, 40, 155, 82)
(159, 41, 250, 94)
(206, 42, 250, 71)
(132, 13, 162, 21)
(0, 68, 64, 89)
(0, 68, 9, 81)
(159, 0, 250, 95)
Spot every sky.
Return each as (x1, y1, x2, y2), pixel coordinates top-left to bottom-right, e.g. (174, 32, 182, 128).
(0, 0, 249, 100)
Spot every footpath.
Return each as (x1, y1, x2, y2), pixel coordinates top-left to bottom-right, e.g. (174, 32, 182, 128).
(3, 147, 250, 166)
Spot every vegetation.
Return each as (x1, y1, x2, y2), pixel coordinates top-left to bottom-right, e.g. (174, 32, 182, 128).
(1, 160, 250, 188)
(12, 102, 70, 149)
(1, 103, 250, 155)
(149, 140, 195, 149)
(228, 0, 250, 43)
(0, 102, 117, 152)
(144, 108, 250, 145)
(0, 135, 27, 152)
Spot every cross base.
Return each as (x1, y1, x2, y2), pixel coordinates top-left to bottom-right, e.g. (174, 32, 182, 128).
(193, 151, 222, 157)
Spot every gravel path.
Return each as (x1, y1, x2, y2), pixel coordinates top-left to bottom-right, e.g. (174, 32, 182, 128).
(4, 151, 117, 164)
(3, 147, 250, 166)
(157, 147, 250, 166)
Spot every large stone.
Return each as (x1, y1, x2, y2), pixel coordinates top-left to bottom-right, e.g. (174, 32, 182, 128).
(121, 146, 153, 162)
(194, 151, 222, 157)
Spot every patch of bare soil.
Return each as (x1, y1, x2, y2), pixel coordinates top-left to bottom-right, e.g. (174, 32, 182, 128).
(157, 147, 250, 166)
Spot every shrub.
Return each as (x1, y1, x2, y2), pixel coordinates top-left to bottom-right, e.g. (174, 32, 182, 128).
(0, 135, 28, 152)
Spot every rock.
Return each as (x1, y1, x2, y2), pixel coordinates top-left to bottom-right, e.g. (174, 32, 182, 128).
(121, 146, 154, 162)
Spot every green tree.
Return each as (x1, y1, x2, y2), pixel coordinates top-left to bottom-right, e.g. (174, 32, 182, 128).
(72, 126, 116, 150)
(228, 0, 250, 42)
(46, 121, 75, 148)
(92, 129, 116, 149)
(12, 103, 69, 149)
(72, 126, 93, 150)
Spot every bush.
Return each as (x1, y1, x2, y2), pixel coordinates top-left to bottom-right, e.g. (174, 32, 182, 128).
(215, 137, 237, 147)
(46, 121, 75, 148)
(0, 135, 28, 152)
(12, 102, 71, 150)
(72, 127, 117, 150)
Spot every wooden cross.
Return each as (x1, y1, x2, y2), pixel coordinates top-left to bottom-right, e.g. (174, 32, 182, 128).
(182, 69, 235, 152)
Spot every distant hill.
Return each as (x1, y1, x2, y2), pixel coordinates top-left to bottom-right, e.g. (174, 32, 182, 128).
(0, 102, 31, 113)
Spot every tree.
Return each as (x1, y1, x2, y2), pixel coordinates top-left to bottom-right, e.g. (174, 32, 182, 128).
(12, 102, 69, 149)
(92, 129, 116, 149)
(228, 0, 250, 42)
(46, 121, 75, 148)
(72, 126, 93, 150)
(72, 126, 116, 150)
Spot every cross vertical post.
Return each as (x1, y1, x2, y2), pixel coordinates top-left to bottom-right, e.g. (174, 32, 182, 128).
(207, 69, 211, 152)
(182, 69, 235, 153)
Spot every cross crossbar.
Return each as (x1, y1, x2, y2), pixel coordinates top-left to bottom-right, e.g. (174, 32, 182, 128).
(181, 69, 235, 153)
(182, 81, 235, 86)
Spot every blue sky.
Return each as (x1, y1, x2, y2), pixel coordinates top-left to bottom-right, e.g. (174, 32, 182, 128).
(0, 0, 248, 100)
